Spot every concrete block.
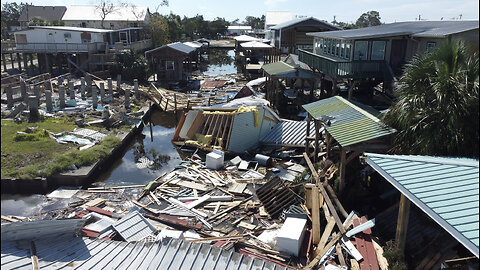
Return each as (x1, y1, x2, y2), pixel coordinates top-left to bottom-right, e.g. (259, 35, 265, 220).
(276, 217, 307, 257)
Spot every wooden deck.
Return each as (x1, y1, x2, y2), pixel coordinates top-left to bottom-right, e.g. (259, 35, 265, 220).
(140, 84, 232, 112)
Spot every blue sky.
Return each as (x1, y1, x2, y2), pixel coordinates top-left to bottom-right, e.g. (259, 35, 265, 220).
(7, 0, 479, 23)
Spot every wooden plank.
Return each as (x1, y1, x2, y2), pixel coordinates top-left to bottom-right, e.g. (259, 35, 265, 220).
(175, 180, 209, 191)
(305, 232, 343, 270)
(238, 221, 256, 230)
(81, 198, 106, 208)
(336, 243, 347, 267)
(225, 114, 235, 150)
(317, 217, 335, 253)
(311, 186, 321, 244)
(228, 183, 247, 194)
(303, 153, 346, 235)
(1, 215, 20, 222)
(185, 195, 211, 209)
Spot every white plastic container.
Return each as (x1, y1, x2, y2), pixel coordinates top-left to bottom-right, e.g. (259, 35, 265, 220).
(206, 150, 224, 170)
(276, 217, 307, 256)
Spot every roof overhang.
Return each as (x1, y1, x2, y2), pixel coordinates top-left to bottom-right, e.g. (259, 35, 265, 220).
(365, 153, 479, 258)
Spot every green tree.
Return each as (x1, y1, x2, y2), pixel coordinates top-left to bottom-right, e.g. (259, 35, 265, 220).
(111, 50, 151, 83)
(384, 40, 479, 157)
(147, 13, 170, 47)
(244, 15, 265, 29)
(355, 11, 381, 28)
(1, 2, 27, 39)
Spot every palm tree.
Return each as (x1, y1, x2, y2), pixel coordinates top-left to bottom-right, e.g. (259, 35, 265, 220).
(384, 39, 479, 157)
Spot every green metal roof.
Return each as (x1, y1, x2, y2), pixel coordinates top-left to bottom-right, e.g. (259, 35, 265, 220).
(302, 96, 395, 147)
(262, 61, 317, 79)
(365, 153, 479, 258)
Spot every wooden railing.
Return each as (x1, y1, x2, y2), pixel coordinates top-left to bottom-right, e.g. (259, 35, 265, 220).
(298, 49, 392, 81)
(12, 42, 108, 54)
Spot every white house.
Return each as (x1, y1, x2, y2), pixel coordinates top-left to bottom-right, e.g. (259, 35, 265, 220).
(61, 5, 150, 29)
(227, 25, 252, 36)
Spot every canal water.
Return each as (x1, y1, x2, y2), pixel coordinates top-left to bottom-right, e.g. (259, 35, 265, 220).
(96, 110, 182, 186)
(202, 49, 238, 76)
(1, 48, 239, 217)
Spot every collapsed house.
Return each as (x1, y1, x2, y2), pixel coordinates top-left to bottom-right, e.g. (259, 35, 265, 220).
(172, 105, 280, 153)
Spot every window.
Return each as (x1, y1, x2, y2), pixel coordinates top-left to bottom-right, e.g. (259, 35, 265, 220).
(371, 41, 386, 60)
(340, 42, 345, 58)
(110, 23, 115, 29)
(426, 41, 436, 51)
(64, 33, 71, 39)
(353, 41, 368, 60)
(165, 61, 174, 70)
(81, 22, 86, 28)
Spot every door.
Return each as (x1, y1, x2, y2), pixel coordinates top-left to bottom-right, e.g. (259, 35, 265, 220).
(389, 39, 407, 75)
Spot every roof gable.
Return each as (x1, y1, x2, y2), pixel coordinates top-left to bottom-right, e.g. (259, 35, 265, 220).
(18, 5, 67, 22)
(365, 153, 479, 257)
(271, 17, 341, 31)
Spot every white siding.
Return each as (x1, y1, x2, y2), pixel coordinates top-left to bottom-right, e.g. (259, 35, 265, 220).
(227, 107, 279, 153)
(17, 29, 105, 44)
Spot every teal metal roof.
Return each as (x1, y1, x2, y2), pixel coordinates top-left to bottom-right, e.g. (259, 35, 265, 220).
(365, 153, 479, 258)
(302, 96, 395, 147)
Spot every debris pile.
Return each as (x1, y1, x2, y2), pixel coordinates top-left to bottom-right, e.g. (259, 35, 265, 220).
(1, 151, 388, 269)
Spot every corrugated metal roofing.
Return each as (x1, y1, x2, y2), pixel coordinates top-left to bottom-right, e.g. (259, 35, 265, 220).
(262, 61, 317, 79)
(302, 96, 395, 147)
(308, 20, 479, 40)
(365, 153, 479, 258)
(270, 17, 341, 31)
(145, 42, 197, 56)
(260, 120, 317, 147)
(113, 211, 157, 242)
(240, 41, 273, 48)
(1, 236, 288, 269)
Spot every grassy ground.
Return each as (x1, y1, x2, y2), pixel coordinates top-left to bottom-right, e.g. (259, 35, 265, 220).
(1, 117, 121, 179)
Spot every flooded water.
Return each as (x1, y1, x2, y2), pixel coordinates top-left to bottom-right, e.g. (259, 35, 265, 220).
(1, 48, 236, 217)
(96, 110, 182, 186)
(1, 110, 182, 217)
(202, 49, 238, 76)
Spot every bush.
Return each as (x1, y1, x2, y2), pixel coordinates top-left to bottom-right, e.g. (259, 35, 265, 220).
(383, 240, 408, 270)
(111, 50, 151, 83)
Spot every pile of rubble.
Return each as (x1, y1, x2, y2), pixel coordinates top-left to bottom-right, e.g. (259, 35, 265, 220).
(1, 150, 388, 269)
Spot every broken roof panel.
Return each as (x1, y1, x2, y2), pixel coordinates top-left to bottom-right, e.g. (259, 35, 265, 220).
(302, 96, 395, 147)
(365, 153, 479, 258)
(260, 120, 317, 147)
(1, 233, 288, 269)
(113, 210, 157, 242)
(18, 6, 67, 22)
(145, 41, 197, 56)
(308, 20, 479, 40)
(234, 35, 260, 42)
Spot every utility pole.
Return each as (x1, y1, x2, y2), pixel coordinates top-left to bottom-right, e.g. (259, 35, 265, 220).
(459, 14, 462, 20)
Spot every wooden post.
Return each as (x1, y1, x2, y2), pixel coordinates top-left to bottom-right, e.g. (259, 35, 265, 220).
(311, 186, 321, 244)
(396, 194, 411, 253)
(174, 93, 177, 114)
(305, 114, 311, 155)
(339, 148, 346, 193)
(326, 132, 332, 159)
(2, 53, 7, 70)
(9, 53, 14, 69)
(347, 80, 356, 100)
(314, 119, 320, 162)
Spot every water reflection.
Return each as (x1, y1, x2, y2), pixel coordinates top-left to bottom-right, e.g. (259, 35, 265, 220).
(96, 110, 182, 186)
(201, 49, 238, 76)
